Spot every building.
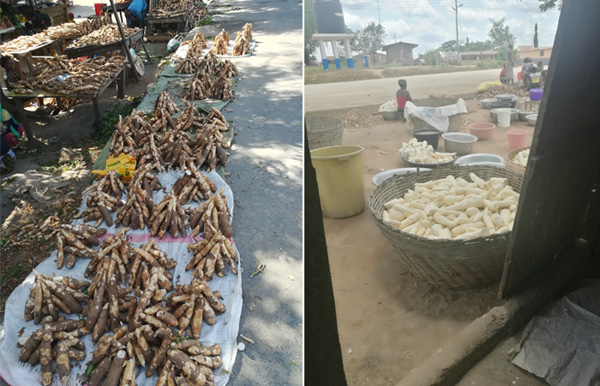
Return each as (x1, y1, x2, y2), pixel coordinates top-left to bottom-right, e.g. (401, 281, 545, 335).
(382, 41, 418, 65)
(459, 49, 498, 62)
(517, 45, 553, 65)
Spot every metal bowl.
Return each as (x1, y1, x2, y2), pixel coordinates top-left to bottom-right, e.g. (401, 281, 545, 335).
(495, 94, 517, 101)
(526, 114, 538, 126)
(479, 98, 496, 109)
(381, 111, 400, 121)
(518, 110, 536, 121)
(372, 167, 432, 186)
(442, 132, 478, 155)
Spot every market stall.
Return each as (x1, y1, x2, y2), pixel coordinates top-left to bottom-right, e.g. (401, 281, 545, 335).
(145, 0, 206, 42)
(0, 20, 254, 386)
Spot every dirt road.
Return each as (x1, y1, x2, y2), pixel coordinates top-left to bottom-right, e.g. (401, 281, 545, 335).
(304, 68, 500, 112)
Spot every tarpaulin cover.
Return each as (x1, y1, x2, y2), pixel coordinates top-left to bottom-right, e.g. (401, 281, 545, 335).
(511, 280, 600, 386)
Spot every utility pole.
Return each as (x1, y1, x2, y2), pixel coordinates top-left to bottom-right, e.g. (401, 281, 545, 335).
(377, 0, 381, 25)
(452, 0, 463, 65)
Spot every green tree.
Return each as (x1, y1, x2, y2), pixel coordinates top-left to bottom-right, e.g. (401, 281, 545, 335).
(424, 49, 440, 65)
(354, 22, 386, 63)
(533, 23, 538, 47)
(441, 39, 460, 52)
(488, 17, 516, 49)
(462, 40, 494, 52)
(539, 0, 562, 12)
(304, 0, 318, 65)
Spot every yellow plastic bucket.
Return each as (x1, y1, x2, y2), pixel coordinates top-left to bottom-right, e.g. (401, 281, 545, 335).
(310, 145, 365, 218)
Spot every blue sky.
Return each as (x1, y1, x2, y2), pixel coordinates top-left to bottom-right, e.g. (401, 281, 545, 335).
(339, 0, 561, 55)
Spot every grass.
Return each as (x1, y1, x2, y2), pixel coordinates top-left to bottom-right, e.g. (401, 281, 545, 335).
(90, 95, 142, 147)
(197, 15, 213, 26)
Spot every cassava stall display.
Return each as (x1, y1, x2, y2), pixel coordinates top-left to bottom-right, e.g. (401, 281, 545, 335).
(108, 109, 153, 158)
(115, 164, 161, 228)
(210, 29, 230, 55)
(209, 76, 234, 100)
(77, 170, 125, 226)
(163, 276, 226, 339)
(171, 168, 217, 205)
(175, 101, 205, 132)
(382, 172, 520, 240)
(154, 91, 179, 117)
(24, 273, 90, 325)
(186, 224, 238, 280)
(67, 24, 138, 49)
(187, 188, 232, 238)
(18, 317, 89, 386)
(149, 194, 189, 238)
(55, 224, 105, 269)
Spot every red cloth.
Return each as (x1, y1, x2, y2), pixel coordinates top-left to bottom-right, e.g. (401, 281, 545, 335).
(396, 96, 408, 109)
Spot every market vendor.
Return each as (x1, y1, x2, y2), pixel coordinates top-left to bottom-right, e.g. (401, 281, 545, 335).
(0, 55, 20, 90)
(0, 132, 16, 175)
(125, 0, 147, 28)
(32, 12, 52, 31)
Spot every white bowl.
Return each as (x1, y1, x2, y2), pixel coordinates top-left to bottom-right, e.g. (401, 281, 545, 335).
(372, 167, 432, 186)
(455, 153, 505, 166)
(441, 132, 478, 155)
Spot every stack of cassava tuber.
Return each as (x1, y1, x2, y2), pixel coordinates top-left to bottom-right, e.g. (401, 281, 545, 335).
(24, 273, 89, 324)
(160, 128, 194, 169)
(18, 317, 89, 385)
(209, 76, 234, 100)
(210, 29, 229, 55)
(55, 224, 105, 269)
(116, 164, 162, 228)
(77, 170, 125, 226)
(149, 194, 189, 238)
(232, 24, 252, 56)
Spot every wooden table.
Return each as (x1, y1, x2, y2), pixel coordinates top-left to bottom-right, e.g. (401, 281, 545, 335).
(145, 11, 187, 41)
(524, 98, 541, 111)
(63, 28, 149, 62)
(4, 40, 58, 75)
(7, 66, 126, 140)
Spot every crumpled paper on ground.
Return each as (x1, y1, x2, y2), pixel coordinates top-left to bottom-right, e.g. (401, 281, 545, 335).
(511, 280, 600, 386)
(405, 98, 467, 133)
(0, 170, 242, 386)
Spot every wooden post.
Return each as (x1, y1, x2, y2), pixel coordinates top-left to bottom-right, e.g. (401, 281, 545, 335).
(109, 0, 140, 82)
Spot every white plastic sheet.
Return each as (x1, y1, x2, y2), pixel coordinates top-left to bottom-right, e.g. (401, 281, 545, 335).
(405, 98, 468, 133)
(0, 170, 242, 386)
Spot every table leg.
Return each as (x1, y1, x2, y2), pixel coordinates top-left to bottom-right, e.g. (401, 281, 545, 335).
(93, 97, 102, 129)
(14, 98, 39, 145)
(117, 70, 125, 99)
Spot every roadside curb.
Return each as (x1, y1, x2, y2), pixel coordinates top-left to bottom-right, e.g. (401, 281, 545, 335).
(398, 240, 591, 386)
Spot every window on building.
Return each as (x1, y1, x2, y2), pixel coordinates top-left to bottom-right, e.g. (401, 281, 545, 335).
(540, 50, 545, 56)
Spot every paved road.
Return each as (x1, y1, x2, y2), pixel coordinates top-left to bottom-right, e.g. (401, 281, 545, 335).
(208, 1, 303, 385)
(305, 68, 501, 112)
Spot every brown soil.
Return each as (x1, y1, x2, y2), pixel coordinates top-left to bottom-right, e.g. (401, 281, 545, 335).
(318, 98, 541, 385)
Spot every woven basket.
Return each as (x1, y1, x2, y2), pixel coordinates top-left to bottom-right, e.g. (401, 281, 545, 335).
(504, 146, 530, 176)
(410, 97, 464, 132)
(306, 116, 344, 150)
(368, 165, 523, 289)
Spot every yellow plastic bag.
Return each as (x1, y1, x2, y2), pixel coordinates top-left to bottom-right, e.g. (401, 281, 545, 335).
(92, 153, 137, 180)
(477, 80, 502, 92)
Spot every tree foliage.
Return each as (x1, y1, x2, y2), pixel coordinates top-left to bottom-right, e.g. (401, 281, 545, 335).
(533, 23, 538, 48)
(304, 0, 318, 64)
(488, 17, 516, 49)
(354, 22, 386, 56)
(539, 0, 562, 12)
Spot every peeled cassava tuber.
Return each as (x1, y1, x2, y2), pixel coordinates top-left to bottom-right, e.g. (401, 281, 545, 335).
(208, 76, 234, 101)
(116, 163, 161, 229)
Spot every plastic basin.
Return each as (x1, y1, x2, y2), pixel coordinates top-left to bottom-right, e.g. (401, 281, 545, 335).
(530, 88, 543, 100)
(310, 145, 365, 218)
(507, 129, 527, 151)
(411, 129, 441, 150)
(441, 132, 478, 155)
(468, 122, 495, 141)
(490, 108, 518, 123)
(455, 153, 505, 166)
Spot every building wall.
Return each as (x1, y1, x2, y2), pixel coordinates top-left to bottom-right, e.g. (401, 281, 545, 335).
(385, 45, 413, 65)
(518, 48, 553, 63)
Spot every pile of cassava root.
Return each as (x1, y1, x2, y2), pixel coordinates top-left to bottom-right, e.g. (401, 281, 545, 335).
(383, 172, 520, 240)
